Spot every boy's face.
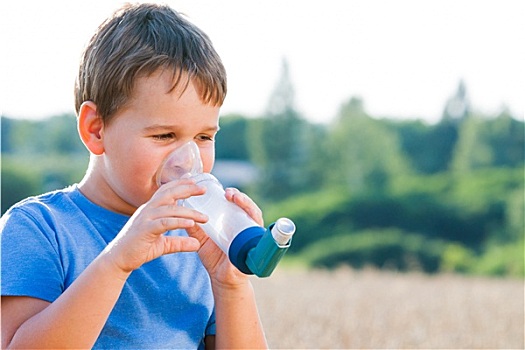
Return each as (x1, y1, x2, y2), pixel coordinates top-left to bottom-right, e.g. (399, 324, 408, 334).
(96, 69, 220, 214)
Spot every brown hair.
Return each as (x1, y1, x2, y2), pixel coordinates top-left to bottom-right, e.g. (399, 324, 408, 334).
(74, 3, 227, 124)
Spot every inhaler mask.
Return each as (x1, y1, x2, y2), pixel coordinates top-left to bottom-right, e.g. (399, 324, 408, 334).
(156, 141, 203, 185)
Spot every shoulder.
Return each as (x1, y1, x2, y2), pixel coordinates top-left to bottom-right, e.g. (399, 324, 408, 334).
(1, 186, 79, 232)
(0, 187, 81, 303)
(10, 185, 77, 208)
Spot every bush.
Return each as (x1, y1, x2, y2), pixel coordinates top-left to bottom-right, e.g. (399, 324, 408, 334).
(265, 188, 494, 254)
(263, 188, 352, 252)
(473, 240, 524, 277)
(440, 243, 476, 273)
(297, 229, 446, 273)
(1, 155, 88, 214)
(1, 162, 41, 213)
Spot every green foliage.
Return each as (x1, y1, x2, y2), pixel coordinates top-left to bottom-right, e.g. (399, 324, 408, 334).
(2, 155, 88, 214)
(440, 240, 524, 278)
(263, 188, 351, 252)
(472, 239, 524, 277)
(328, 98, 412, 193)
(504, 188, 525, 242)
(452, 115, 493, 172)
(264, 167, 523, 276)
(440, 243, 476, 273)
(215, 114, 251, 160)
(451, 112, 525, 173)
(453, 113, 525, 172)
(487, 111, 525, 167)
(297, 229, 446, 273)
(1, 115, 89, 214)
(393, 119, 459, 174)
(2, 115, 85, 155)
(247, 59, 312, 200)
(1, 160, 41, 213)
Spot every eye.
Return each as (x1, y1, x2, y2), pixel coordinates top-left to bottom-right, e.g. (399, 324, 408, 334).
(152, 133, 176, 141)
(196, 134, 215, 142)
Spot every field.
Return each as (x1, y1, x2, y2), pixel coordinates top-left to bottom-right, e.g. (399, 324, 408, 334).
(251, 267, 524, 349)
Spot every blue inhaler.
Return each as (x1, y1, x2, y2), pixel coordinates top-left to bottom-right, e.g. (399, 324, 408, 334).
(156, 141, 296, 277)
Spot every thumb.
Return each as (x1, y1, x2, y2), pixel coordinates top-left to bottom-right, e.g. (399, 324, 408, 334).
(185, 224, 209, 245)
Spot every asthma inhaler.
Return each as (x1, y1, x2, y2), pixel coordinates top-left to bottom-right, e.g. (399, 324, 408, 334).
(156, 141, 295, 277)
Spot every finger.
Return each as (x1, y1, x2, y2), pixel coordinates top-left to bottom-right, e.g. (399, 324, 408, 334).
(157, 177, 196, 193)
(153, 180, 206, 205)
(152, 204, 208, 224)
(185, 223, 209, 245)
(147, 217, 198, 235)
(163, 236, 201, 254)
(161, 179, 206, 198)
(225, 188, 264, 226)
(224, 187, 239, 202)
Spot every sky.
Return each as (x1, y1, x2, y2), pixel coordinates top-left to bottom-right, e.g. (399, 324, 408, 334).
(1, 0, 523, 124)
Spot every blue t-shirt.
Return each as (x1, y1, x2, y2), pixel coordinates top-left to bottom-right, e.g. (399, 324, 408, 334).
(1, 185, 215, 349)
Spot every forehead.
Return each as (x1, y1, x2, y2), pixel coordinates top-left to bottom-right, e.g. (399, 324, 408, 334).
(132, 69, 190, 100)
(132, 68, 215, 105)
(117, 69, 219, 127)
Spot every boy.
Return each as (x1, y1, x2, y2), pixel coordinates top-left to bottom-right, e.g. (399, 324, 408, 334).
(1, 3, 268, 349)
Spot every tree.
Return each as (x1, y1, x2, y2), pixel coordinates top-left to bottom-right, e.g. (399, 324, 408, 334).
(43, 114, 86, 154)
(1, 115, 85, 156)
(215, 114, 251, 160)
(248, 58, 311, 200)
(442, 80, 470, 121)
(450, 113, 492, 173)
(328, 97, 411, 194)
(484, 110, 524, 167)
(1, 160, 41, 214)
(451, 110, 525, 173)
(1, 117, 15, 153)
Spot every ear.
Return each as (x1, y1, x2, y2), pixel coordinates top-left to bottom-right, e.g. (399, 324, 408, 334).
(78, 101, 105, 155)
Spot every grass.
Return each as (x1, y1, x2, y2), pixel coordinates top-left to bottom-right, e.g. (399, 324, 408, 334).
(251, 267, 524, 349)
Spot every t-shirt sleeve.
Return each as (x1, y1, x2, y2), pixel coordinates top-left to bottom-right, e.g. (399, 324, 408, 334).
(1, 207, 65, 302)
(205, 308, 216, 336)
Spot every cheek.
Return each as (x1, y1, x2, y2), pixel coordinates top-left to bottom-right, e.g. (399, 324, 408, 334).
(201, 147, 215, 173)
(109, 144, 160, 185)
(124, 156, 163, 203)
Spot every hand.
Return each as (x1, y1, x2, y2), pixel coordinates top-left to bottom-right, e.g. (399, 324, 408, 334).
(186, 188, 264, 287)
(102, 178, 209, 274)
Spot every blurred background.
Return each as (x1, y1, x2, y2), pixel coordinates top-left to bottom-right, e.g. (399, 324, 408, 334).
(1, 0, 523, 348)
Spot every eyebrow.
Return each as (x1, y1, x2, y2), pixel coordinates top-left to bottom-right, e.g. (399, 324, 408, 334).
(143, 124, 220, 133)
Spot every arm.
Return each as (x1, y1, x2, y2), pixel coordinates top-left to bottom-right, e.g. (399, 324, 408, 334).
(202, 279, 266, 350)
(212, 278, 267, 349)
(1, 179, 207, 349)
(188, 188, 268, 349)
(2, 254, 130, 349)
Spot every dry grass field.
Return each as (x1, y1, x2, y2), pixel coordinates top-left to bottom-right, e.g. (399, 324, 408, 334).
(251, 267, 524, 349)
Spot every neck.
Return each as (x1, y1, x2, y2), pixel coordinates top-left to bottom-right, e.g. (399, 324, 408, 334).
(78, 156, 137, 216)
